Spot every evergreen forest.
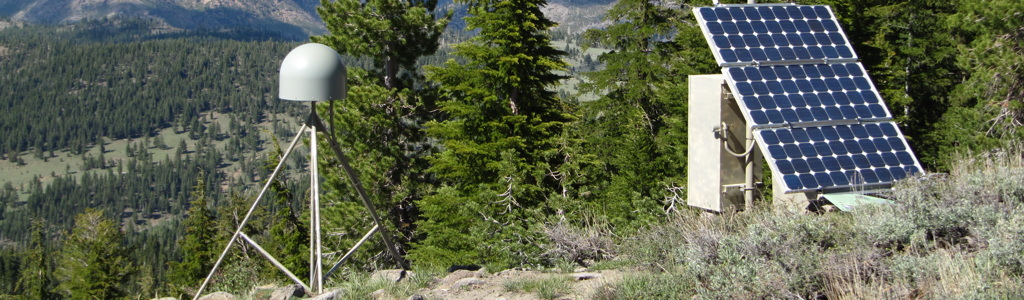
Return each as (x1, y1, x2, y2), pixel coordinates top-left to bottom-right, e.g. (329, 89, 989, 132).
(0, 0, 1021, 298)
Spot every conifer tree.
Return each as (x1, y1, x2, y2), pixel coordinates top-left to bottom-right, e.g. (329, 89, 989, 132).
(55, 209, 134, 300)
(167, 171, 217, 295)
(16, 219, 52, 299)
(313, 0, 450, 90)
(570, 0, 716, 227)
(312, 0, 450, 266)
(924, 0, 1024, 168)
(411, 0, 570, 267)
(265, 143, 309, 280)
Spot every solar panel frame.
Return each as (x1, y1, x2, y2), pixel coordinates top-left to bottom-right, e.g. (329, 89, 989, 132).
(694, 4, 858, 67)
(754, 122, 924, 192)
(723, 62, 893, 128)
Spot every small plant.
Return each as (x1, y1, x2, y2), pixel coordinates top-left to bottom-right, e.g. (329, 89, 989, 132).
(503, 276, 571, 300)
(599, 273, 692, 299)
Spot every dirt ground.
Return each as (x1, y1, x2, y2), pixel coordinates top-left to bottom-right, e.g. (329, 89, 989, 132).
(369, 268, 623, 300)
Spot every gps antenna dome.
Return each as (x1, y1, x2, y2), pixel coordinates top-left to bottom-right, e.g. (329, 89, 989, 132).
(279, 43, 347, 101)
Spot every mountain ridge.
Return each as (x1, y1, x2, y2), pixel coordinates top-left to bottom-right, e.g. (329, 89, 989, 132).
(0, 0, 613, 40)
(1, 0, 326, 39)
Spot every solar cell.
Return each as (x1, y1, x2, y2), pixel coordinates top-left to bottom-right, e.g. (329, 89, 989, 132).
(695, 5, 856, 66)
(726, 63, 891, 127)
(755, 122, 923, 192)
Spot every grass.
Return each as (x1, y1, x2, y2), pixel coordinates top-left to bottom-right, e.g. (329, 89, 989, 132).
(503, 275, 572, 300)
(325, 267, 443, 300)
(588, 146, 1024, 299)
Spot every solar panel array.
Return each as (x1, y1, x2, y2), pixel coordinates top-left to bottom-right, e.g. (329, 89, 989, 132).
(727, 63, 891, 128)
(696, 5, 856, 65)
(694, 4, 923, 193)
(758, 122, 920, 191)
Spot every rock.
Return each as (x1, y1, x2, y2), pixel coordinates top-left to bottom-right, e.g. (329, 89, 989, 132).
(198, 292, 237, 300)
(371, 269, 410, 282)
(406, 295, 425, 300)
(572, 272, 602, 281)
(270, 284, 306, 300)
(152, 298, 177, 300)
(451, 277, 485, 289)
(309, 289, 344, 300)
(370, 288, 386, 298)
(439, 269, 478, 288)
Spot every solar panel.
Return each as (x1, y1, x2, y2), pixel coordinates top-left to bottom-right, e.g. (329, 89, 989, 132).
(694, 5, 856, 66)
(693, 4, 925, 193)
(725, 63, 891, 128)
(755, 122, 924, 192)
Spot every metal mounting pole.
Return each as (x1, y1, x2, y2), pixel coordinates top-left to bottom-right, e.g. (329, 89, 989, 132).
(308, 103, 325, 294)
(323, 225, 379, 279)
(744, 126, 755, 210)
(311, 112, 410, 271)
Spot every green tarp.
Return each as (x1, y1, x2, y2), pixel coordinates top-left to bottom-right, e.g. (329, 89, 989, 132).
(823, 193, 893, 211)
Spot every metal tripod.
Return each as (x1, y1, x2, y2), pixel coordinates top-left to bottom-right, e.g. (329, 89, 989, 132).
(193, 103, 408, 298)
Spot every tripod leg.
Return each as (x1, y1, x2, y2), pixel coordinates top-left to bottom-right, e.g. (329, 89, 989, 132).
(193, 124, 309, 300)
(313, 117, 410, 270)
(310, 127, 325, 294)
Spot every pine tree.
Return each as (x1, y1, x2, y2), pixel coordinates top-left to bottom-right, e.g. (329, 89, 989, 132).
(16, 219, 52, 299)
(55, 209, 134, 300)
(167, 171, 217, 295)
(312, 0, 451, 266)
(924, 0, 1024, 168)
(265, 143, 309, 280)
(411, 0, 570, 267)
(313, 0, 450, 90)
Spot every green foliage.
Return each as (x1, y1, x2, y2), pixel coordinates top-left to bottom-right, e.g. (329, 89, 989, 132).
(167, 172, 219, 295)
(0, 23, 302, 156)
(54, 209, 134, 300)
(313, 0, 449, 270)
(924, 0, 1024, 169)
(570, 0, 717, 231)
(411, 0, 570, 268)
(15, 219, 53, 299)
(265, 141, 310, 280)
(595, 273, 692, 300)
(313, 0, 451, 89)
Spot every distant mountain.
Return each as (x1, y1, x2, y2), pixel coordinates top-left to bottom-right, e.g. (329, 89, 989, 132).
(0, 0, 326, 39)
(542, 0, 615, 34)
(0, 0, 613, 40)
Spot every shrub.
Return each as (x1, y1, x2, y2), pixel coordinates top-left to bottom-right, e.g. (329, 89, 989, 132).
(540, 217, 616, 266)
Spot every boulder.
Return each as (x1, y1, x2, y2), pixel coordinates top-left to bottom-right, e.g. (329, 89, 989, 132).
(439, 270, 477, 288)
(198, 292, 237, 300)
(308, 289, 343, 300)
(451, 277, 485, 289)
(270, 284, 306, 300)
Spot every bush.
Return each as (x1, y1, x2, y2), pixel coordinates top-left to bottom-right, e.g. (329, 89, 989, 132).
(541, 217, 616, 266)
(603, 146, 1024, 299)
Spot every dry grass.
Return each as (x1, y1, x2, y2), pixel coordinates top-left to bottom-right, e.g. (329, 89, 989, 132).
(593, 146, 1024, 299)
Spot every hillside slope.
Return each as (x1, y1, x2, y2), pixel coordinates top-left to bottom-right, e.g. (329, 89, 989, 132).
(0, 0, 325, 38)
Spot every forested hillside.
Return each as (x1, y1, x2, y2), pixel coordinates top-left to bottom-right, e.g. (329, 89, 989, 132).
(0, 0, 1021, 298)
